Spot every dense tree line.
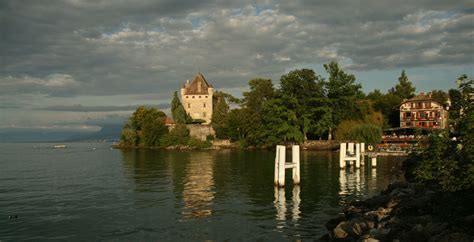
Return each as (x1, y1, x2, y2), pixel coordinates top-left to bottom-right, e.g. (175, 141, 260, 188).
(121, 62, 467, 150)
(212, 62, 385, 147)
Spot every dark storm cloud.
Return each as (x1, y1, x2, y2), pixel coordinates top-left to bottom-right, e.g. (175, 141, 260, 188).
(36, 104, 170, 112)
(0, 0, 472, 100)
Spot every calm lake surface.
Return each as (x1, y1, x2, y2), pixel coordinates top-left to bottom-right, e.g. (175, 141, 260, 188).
(0, 142, 406, 241)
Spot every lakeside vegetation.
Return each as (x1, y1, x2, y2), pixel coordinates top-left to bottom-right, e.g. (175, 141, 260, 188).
(119, 61, 470, 150)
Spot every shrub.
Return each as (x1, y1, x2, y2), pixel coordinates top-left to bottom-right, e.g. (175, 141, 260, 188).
(347, 124, 382, 144)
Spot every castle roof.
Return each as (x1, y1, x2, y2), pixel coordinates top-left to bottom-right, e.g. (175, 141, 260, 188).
(183, 72, 213, 95)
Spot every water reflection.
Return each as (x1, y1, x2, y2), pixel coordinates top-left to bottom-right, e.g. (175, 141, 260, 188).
(339, 167, 367, 197)
(181, 152, 215, 219)
(274, 186, 301, 229)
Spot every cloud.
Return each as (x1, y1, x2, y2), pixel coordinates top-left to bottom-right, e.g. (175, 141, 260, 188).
(0, 74, 80, 96)
(35, 104, 170, 112)
(0, 0, 473, 129)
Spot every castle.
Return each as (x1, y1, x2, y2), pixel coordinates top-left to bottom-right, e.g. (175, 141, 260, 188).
(180, 72, 217, 124)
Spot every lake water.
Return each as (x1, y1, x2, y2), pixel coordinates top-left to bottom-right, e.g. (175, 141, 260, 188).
(0, 142, 406, 241)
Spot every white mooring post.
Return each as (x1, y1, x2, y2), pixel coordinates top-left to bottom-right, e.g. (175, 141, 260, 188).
(355, 143, 361, 168)
(278, 145, 286, 187)
(348, 142, 354, 155)
(371, 157, 377, 167)
(339, 143, 346, 168)
(340, 142, 366, 169)
(292, 145, 301, 185)
(274, 145, 300, 187)
(360, 143, 365, 164)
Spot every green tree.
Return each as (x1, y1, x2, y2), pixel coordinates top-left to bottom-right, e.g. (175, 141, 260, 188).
(448, 89, 462, 122)
(231, 78, 276, 147)
(171, 91, 190, 124)
(261, 99, 303, 145)
(242, 78, 275, 112)
(346, 124, 382, 144)
(227, 109, 244, 142)
(160, 123, 190, 146)
(121, 121, 138, 146)
(323, 62, 364, 138)
(212, 95, 230, 139)
(279, 69, 324, 140)
(413, 75, 473, 192)
(430, 90, 449, 107)
(141, 116, 168, 146)
(121, 106, 167, 146)
(389, 70, 415, 99)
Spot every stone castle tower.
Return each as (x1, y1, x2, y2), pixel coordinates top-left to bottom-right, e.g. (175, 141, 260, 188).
(180, 72, 216, 124)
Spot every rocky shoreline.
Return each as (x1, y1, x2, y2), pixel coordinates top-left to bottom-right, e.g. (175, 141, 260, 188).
(317, 159, 474, 242)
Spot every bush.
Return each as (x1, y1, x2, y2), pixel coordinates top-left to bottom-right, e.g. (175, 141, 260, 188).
(160, 124, 190, 146)
(335, 121, 382, 144)
(347, 124, 382, 144)
(188, 138, 211, 149)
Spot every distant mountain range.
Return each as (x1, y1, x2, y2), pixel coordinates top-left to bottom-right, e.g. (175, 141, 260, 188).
(0, 124, 123, 143)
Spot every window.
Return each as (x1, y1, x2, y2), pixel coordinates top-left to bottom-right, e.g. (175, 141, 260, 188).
(186, 96, 188, 98)
(205, 96, 208, 98)
(203, 103, 206, 108)
(192, 96, 195, 98)
(188, 103, 191, 108)
(199, 96, 201, 98)
(203, 112, 206, 117)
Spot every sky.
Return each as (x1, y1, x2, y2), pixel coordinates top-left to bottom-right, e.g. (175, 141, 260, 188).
(1, 0, 473, 131)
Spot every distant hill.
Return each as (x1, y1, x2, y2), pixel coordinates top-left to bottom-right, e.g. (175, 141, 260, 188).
(0, 128, 94, 143)
(0, 124, 122, 143)
(66, 124, 122, 141)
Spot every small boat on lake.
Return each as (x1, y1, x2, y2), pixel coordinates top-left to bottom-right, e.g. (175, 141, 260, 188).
(53, 144, 67, 149)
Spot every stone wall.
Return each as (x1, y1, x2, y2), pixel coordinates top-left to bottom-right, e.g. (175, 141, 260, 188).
(187, 124, 215, 141)
(301, 140, 339, 150)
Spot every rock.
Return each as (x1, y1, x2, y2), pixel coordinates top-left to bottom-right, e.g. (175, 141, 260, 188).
(373, 207, 392, 221)
(425, 222, 448, 235)
(332, 222, 350, 239)
(369, 228, 391, 240)
(325, 215, 345, 231)
(360, 238, 380, 242)
(434, 232, 471, 242)
(386, 198, 399, 208)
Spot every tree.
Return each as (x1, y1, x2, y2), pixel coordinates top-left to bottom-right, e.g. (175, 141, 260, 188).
(323, 62, 364, 138)
(160, 123, 190, 146)
(227, 78, 276, 147)
(212, 95, 230, 139)
(242, 78, 275, 112)
(430, 90, 449, 107)
(120, 106, 167, 147)
(171, 91, 190, 124)
(261, 99, 303, 145)
(448, 89, 462, 122)
(141, 116, 168, 146)
(413, 75, 473, 192)
(389, 70, 415, 100)
(279, 69, 324, 140)
(346, 124, 382, 144)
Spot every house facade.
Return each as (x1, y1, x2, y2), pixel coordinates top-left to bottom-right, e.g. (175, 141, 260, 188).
(399, 93, 448, 129)
(180, 72, 217, 124)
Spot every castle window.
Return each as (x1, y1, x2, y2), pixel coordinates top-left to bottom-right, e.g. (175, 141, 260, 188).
(188, 103, 191, 108)
(205, 96, 208, 98)
(203, 103, 206, 108)
(203, 112, 206, 117)
(186, 96, 188, 98)
(192, 96, 195, 98)
(199, 96, 201, 98)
